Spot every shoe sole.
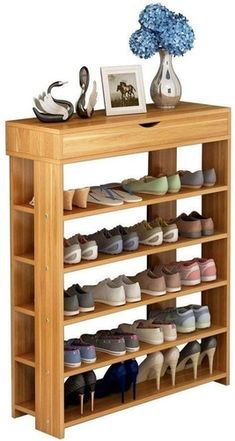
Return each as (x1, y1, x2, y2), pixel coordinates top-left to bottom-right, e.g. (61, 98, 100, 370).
(100, 242, 123, 254)
(179, 231, 202, 238)
(126, 346, 140, 352)
(64, 310, 80, 316)
(181, 279, 201, 286)
(201, 275, 216, 282)
(137, 337, 164, 345)
(79, 306, 95, 312)
(134, 190, 167, 195)
(95, 347, 126, 356)
(163, 229, 178, 243)
(139, 233, 163, 246)
(177, 326, 196, 333)
(141, 289, 167, 296)
(126, 297, 142, 303)
(166, 287, 181, 293)
(81, 246, 98, 260)
(181, 184, 203, 189)
(64, 362, 81, 367)
(81, 357, 97, 363)
(94, 298, 126, 306)
(163, 335, 177, 341)
(196, 322, 211, 329)
(64, 250, 81, 264)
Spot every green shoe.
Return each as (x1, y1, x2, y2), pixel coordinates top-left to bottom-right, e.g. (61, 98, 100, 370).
(122, 176, 168, 195)
(167, 174, 181, 193)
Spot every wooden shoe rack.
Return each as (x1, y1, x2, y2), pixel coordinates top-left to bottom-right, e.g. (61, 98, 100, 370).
(6, 102, 231, 438)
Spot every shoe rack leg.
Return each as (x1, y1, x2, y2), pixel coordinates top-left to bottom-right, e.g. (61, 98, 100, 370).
(202, 139, 231, 385)
(147, 148, 177, 315)
(34, 161, 64, 438)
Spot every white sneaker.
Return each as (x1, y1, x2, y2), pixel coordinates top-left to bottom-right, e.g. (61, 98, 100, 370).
(83, 279, 126, 306)
(119, 320, 164, 345)
(112, 275, 141, 303)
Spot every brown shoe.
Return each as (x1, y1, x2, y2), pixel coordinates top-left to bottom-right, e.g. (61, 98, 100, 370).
(175, 213, 202, 238)
(64, 189, 75, 211)
(129, 269, 166, 296)
(189, 211, 214, 236)
(73, 187, 90, 209)
(153, 265, 181, 292)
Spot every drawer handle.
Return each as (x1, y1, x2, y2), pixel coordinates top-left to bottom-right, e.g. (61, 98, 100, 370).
(139, 122, 160, 128)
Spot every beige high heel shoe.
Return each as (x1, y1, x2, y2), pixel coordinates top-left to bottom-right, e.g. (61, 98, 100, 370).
(64, 189, 75, 210)
(198, 336, 217, 374)
(176, 341, 201, 380)
(73, 187, 90, 208)
(161, 347, 180, 386)
(137, 352, 164, 391)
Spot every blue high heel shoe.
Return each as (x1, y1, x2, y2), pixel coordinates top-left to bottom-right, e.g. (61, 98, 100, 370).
(124, 359, 138, 400)
(95, 362, 126, 403)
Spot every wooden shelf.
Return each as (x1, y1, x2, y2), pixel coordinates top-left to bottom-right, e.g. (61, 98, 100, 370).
(15, 353, 35, 368)
(63, 185, 228, 220)
(13, 204, 34, 215)
(65, 366, 226, 427)
(64, 232, 227, 273)
(15, 304, 35, 317)
(14, 252, 34, 266)
(15, 400, 35, 417)
(64, 324, 227, 377)
(64, 279, 227, 325)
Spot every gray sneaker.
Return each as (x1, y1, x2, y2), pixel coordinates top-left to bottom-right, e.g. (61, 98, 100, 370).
(150, 307, 196, 333)
(65, 339, 96, 363)
(185, 305, 211, 329)
(81, 331, 126, 356)
(86, 229, 123, 254)
(67, 234, 98, 260)
(127, 221, 163, 246)
(66, 284, 95, 312)
(64, 238, 81, 264)
(64, 290, 80, 316)
(109, 225, 139, 251)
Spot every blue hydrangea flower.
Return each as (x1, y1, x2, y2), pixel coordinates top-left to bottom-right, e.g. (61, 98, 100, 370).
(139, 3, 174, 32)
(130, 3, 195, 58)
(159, 16, 195, 56)
(129, 28, 159, 59)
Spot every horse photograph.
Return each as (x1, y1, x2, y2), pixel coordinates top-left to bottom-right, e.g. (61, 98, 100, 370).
(108, 72, 139, 108)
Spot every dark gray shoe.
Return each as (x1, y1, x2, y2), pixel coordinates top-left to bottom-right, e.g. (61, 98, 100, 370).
(203, 168, 216, 187)
(86, 229, 123, 254)
(179, 170, 204, 189)
(81, 331, 126, 356)
(64, 290, 80, 316)
(67, 284, 95, 312)
(199, 337, 217, 374)
(109, 225, 139, 251)
(176, 341, 201, 379)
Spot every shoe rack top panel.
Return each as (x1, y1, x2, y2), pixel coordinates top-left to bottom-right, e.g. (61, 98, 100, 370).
(6, 102, 230, 163)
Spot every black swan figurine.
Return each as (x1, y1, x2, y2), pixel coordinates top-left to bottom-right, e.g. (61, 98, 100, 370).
(33, 81, 74, 123)
(76, 66, 97, 119)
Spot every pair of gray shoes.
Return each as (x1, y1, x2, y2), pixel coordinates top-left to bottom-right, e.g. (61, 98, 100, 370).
(64, 284, 94, 316)
(179, 168, 216, 188)
(86, 226, 139, 255)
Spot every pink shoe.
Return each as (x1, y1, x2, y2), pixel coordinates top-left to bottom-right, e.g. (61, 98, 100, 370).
(167, 261, 201, 286)
(192, 258, 217, 282)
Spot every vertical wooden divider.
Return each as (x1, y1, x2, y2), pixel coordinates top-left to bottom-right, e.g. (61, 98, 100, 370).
(202, 137, 231, 385)
(147, 148, 177, 315)
(34, 161, 64, 438)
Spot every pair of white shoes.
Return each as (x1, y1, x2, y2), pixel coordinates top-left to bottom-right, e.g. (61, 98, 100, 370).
(88, 187, 142, 207)
(137, 348, 180, 390)
(83, 275, 141, 306)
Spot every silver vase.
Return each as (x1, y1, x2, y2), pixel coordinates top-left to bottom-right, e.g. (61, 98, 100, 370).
(150, 50, 182, 109)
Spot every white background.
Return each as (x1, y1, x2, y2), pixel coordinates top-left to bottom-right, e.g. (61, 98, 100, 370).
(0, 1, 234, 440)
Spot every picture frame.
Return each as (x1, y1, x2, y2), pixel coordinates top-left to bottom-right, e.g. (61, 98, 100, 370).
(100, 65, 146, 116)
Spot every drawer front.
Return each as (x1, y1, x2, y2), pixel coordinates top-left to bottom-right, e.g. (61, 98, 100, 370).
(62, 114, 229, 161)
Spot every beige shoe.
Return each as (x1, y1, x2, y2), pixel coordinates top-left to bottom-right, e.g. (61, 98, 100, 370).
(129, 269, 166, 296)
(150, 217, 178, 243)
(73, 187, 90, 209)
(64, 189, 75, 211)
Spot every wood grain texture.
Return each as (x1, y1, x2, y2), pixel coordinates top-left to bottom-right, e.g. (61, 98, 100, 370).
(6, 102, 230, 162)
(34, 161, 64, 438)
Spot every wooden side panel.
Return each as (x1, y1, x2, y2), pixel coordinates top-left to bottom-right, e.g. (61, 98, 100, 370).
(202, 136, 231, 385)
(147, 148, 177, 314)
(34, 161, 64, 438)
(10, 158, 35, 418)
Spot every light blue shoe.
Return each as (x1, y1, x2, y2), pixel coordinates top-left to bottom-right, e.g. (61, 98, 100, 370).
(64, 344, 81, 367)
(65, 339, 97, 363)
(86, 229, 123, 254)
(150, 307, 196, 333)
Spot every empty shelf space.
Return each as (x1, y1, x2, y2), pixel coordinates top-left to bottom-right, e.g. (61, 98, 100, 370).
(15, 400, 35, 417)
(15, 353, 35, 368)
(64, 278, 227, 325)
(64, 324, 227, 377)
(63, 185, 228, 220)
(64, 232, 227, 273)
(15, 304, 35, 317)
(64, 366, 226, 427)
